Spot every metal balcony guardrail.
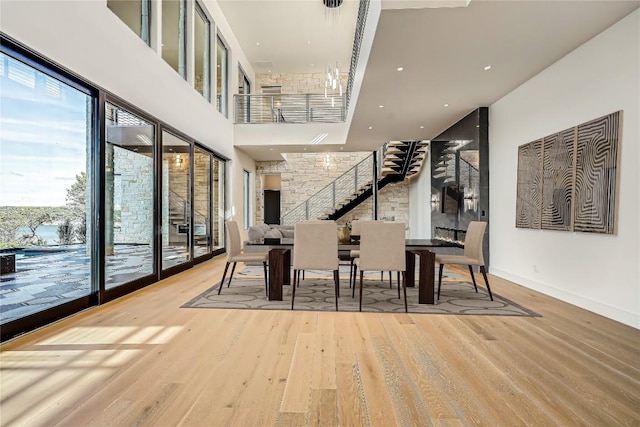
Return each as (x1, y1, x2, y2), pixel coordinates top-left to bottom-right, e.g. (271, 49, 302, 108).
(234, 94, 346, 124)
(281, 153, 374, 225)
(346, 0, 370, 111)
(234, 0, 369, 124)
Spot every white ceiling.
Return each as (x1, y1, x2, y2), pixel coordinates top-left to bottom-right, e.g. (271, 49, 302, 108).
(219, 0, 639, 158)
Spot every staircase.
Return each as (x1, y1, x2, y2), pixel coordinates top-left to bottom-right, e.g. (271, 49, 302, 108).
(168, 191, 209, 249)
(281, 140, 428, 225)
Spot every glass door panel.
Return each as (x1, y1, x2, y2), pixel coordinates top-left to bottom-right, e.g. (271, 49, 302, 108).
(193, 147, 211, 258)
(212, 157, 225, 251)
(161, 130, 191, 269)
(0, 51, 93, 324)
(105, 103, 156, 289)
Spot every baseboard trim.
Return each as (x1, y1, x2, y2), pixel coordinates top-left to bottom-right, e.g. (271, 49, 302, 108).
(490, 267, 639, 329)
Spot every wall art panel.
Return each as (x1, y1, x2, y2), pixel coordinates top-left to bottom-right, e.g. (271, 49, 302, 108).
(573, 111, 621, 234)
(516, 139, 543, 229)
(541, 129, 575, 231)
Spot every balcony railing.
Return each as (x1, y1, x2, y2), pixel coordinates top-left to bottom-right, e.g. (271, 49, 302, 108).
(234, 94, 346, 124)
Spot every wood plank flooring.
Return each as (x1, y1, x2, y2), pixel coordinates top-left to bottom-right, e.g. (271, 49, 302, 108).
(1, 256, 639, 426)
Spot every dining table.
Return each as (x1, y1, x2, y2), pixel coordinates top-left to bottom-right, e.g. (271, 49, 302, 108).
(246, 238, 460, 304)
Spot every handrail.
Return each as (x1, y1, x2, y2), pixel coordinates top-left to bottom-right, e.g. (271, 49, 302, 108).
(234, 0, 370, 124)
(234, 94, 346, 124)
(346, 0, 370, 111)
(281, 153, 374, 225)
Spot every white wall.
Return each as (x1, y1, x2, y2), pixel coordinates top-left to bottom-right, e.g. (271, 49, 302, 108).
(489, 10, 639, 328)
(408, 153, 431, 238)
(1, 0, 255, 219)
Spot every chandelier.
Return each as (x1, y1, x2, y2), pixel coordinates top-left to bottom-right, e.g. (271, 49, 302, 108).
(323, 0, 343, 99)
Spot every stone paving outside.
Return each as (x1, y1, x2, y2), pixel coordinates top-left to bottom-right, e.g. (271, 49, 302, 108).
(0, 244, 191, 324)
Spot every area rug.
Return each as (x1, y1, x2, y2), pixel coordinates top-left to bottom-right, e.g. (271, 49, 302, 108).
(183, 265, 539, 316)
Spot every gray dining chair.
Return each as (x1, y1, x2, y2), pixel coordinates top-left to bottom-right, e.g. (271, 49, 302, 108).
(218, 220, 269, 296)
(292, 220, 340, 310)
(354, 221, 407, 312)
(435, 221, 493, 301)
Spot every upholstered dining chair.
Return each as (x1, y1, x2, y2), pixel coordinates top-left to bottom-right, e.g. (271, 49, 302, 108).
(217, 220, 269, 296)
(292, 220, 340, 311)
(349, 219, 392, 290)
(354, 222, 407, 312)
(435, 221, 494, 301)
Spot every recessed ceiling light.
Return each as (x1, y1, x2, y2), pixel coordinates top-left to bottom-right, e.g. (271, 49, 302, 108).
(310, 63, 314, 67)
(397, 67, 404, 71)
(340, 147, 343, 150)
(443, 103, 449, 107)
(307, 40, 312, 44)
(420, 125, 424, 129)
(256, 42, 260, 46)
(304, 148, 307, 150)
(484, 65, 492, 71)
(269, 148, 273, 150)
(268, 69, 271, 73)
(368, 126, 373, 130)
(379, 105, 384, 109)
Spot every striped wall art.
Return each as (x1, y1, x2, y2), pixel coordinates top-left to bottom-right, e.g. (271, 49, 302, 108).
(515, 111, 621, 234)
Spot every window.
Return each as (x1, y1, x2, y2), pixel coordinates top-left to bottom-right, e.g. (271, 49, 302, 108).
(216, 34, 228, 116)
(0, 49, 95, 328)
(105, 102, 156, 289)
(162, 0, 187, 79)
(194, 2, 211, 101)
(238, 66, 250, 94)
(107, 0, 151, 45)
(243, 170, 251, 229)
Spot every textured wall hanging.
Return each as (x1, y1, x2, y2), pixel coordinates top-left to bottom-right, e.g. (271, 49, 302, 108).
(516, 140, 543, 229)
(515, 111, 621, 234)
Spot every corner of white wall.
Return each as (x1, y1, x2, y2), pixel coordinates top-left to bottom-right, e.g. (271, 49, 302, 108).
(488, 9, 640, 329)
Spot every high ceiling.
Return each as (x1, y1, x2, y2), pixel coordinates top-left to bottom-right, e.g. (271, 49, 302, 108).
(219, 0, 639, 157)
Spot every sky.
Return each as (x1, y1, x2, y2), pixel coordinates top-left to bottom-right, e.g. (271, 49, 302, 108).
(0, 52, 89, 207)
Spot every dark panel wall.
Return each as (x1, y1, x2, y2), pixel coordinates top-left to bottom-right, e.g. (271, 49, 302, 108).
(430, 107, 490, 267)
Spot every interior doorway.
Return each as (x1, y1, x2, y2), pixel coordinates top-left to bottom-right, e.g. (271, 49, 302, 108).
(262, 174, 281, 224)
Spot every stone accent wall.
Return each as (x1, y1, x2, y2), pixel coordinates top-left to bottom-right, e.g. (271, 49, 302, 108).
(113, 148, 154, 244)
(256, 72, 348, 95)
(337, 182, 410, 230)
(254, 152, 410, 229)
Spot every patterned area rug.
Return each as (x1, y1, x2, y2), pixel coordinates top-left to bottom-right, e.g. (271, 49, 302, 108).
(183, 266, 539, 316)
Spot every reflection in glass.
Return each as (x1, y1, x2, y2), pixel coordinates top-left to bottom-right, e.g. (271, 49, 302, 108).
(194, 3, 210, 101)
(105, 103, 155, 289)
(216, 35, 228, 115)
(162, 0, 186, 78)
(213, 157, 225, 250)
(107, 0, 150, 45)
(162, 131, 191, 269)
(194, 147, 211, 258)
(0, 51, 92, 324)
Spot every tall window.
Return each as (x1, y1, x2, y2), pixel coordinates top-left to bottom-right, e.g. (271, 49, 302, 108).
(105, 102, 156, 289)
(162, 0, 187, 79)
(238, 66, 250, 94)
(107, 0, 151, 45)
(216, 34, 228, 116)
(161, 130, 192, 270)
(0, 50, 94, 325)
(243, 170, 251, 229)
(194, 2, 211, 101)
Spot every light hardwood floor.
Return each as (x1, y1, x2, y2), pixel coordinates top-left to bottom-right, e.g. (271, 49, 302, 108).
(1, 256, 639, 426)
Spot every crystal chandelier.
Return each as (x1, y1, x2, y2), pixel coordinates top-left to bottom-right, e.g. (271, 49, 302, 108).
(323, 0, 343, 100)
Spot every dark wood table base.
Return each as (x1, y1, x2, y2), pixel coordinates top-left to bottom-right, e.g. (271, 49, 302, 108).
(269, 248, 436, 305)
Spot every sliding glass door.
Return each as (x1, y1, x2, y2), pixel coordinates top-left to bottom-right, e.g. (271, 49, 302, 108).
(194, 146, 211, 258)
(105, 102, 156, 290)
(0, 48, 95, 335)
(161, 130, 192, 271)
